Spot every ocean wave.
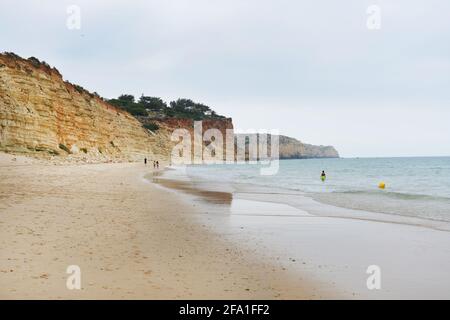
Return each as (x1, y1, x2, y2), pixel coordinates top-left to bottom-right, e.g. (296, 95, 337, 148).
(336, 190, 450, 203)
(312, 190, 450, 223)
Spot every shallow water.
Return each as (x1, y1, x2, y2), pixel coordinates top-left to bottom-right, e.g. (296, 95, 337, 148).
(153, 164, 450, 299)
(167, 157, 450, 223)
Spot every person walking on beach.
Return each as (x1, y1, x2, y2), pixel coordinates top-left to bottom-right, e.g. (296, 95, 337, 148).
(321, 170, 326, 182)
(144, 157, 147, 166)
(156, 161, 159, 169)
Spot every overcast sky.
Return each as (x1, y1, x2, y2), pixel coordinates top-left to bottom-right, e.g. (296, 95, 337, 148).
(1, 0, 449, 157)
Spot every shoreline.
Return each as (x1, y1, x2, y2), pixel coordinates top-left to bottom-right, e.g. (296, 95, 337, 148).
(0, 152, 323, 299)
(2, 152, 450, 299)
(151, 167, 450, 299)
(156, 166, 450, 232)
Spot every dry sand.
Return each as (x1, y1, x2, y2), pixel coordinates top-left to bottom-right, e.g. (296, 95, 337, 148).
(0, 152, 320, 299)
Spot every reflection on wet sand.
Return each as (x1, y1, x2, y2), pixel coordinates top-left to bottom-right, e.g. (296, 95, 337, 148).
(150, 171, 233, 205)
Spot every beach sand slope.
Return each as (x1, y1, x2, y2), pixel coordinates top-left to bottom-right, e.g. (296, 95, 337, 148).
(0, 153, 320, 299)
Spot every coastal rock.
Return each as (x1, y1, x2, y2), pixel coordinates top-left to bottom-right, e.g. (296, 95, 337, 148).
(0, 52, 338, 162)
(152, 117, 235, 161)
(278, 135, 339, 159)
(0, 53, 167, 161)
(235, 134, 339, 159)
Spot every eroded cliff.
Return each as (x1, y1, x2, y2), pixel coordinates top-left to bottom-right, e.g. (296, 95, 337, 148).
(0, 52, 337, 163)
(235, 134, 339, 159)
(278, 135, 339, 159)
(0, 53, 169, 161)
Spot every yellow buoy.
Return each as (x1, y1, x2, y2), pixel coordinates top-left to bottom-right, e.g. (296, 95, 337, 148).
(378, 182, 386, 189)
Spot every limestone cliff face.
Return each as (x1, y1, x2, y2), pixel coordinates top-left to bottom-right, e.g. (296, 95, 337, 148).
(235, 134, 339, 159)
(151, 117, 234, 161)
(278, 135, 339, 159)
(0, 53, 168, 161)
(152, 117, 234, 139)
(0, 52, 337, 162)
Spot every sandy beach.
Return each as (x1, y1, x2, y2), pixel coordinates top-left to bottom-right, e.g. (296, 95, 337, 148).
(1, 152, 450, 299)
(2, 0, 450, 305)
(0, 152, 320, 299)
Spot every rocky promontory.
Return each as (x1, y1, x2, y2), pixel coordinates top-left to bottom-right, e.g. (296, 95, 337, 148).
(278, 135, 339, 159)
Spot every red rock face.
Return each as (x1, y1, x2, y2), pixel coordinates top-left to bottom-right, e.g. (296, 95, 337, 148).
(153, 117, 235, 161)
(0, 53, 236, 162)
(156, 118, 233, 135)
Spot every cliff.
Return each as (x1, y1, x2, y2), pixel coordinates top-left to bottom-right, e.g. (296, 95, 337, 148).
(150, 117, 234, 161)
(0, 53, 170, 161)
(235, 134, 339, 160)
(278, 135, 339, 159)
(0, 52, 337, 162)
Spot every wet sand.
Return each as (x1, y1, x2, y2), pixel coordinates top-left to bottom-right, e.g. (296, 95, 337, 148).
(0, 152, 324, 299)
(152, 168, 450, 299)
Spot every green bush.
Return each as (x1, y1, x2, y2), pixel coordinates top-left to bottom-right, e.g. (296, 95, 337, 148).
(58, 143, 71, 154)
(27, 57, 41, 68)
(143, 122, 159, 131)
(73, 85, 85, 94)
(107, 95, 226, 120)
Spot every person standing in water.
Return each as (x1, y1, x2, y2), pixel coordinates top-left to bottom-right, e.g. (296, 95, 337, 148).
(321, 170, 326, 181)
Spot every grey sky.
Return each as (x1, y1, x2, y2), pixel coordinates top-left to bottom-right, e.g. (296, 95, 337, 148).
(1, 0, 449, 157)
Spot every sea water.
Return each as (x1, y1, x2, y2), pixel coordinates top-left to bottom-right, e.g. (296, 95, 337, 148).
(171, 157, 450, 223)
